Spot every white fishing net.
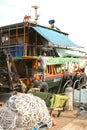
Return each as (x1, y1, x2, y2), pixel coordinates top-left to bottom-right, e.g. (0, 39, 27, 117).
(0, 93, 51, 130)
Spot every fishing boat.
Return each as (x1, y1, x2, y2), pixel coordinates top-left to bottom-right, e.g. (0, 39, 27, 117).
(0, 6, 87, 95)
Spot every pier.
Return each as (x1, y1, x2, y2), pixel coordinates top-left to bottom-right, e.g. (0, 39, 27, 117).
(51, 108, 87, 130)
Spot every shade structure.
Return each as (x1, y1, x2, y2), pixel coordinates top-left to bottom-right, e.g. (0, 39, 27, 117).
(33, 26, 79, 47)
(47, 57, 83, 65)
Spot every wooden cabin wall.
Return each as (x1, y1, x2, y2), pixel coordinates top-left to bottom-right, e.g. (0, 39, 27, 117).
(0, 24, 49, 56)
(0, 25, 30, 56)
(0, 30, 2, 47)
(13, 60, 27, 78)
(0, 25, 29, 45)
(28, 28, 48, 56)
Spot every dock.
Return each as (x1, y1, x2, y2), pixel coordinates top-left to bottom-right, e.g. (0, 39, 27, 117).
(51, 109, 87, 130)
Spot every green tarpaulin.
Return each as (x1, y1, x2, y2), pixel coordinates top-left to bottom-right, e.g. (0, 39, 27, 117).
(47, 57, 83, 65)
(30, 91, 68, 108)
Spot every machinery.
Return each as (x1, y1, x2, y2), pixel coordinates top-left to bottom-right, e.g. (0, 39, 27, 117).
(0, 50, 24, 102)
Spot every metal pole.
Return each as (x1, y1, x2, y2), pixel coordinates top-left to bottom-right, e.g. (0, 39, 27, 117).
(79, 88, 81, 108)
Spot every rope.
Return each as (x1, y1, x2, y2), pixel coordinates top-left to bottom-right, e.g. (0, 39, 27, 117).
(0, 93, 50, 130)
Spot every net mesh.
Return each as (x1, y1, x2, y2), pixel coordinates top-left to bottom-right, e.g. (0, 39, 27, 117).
(0, 93, 50, 130)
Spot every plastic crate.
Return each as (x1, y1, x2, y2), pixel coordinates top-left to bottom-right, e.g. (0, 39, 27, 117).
(13, 45, 22, 57)
(31, 120, 52, 130)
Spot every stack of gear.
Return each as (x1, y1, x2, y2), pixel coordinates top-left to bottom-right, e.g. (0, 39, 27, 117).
(31, 91, 68, 109)
(30, 91, 68, 117)
(0, 93, 51, 130)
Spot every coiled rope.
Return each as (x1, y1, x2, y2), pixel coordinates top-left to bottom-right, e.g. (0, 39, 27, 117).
(0, 93, 50, 130)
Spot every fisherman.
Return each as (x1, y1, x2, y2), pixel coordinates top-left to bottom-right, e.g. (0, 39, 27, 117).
(34, 52, 49, 81)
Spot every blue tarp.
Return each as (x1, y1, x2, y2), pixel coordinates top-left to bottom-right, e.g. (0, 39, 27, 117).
(33, 26, 78, 47)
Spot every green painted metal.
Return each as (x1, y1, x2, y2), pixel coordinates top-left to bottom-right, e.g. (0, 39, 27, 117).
(45, 76, 63, 93)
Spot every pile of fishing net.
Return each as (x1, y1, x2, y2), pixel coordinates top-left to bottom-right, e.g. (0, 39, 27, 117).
(0, 93, 51, 130)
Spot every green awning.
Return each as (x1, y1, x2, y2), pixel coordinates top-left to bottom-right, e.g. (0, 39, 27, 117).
(55, 48, 85, 57)
(47, 57, 83, 65)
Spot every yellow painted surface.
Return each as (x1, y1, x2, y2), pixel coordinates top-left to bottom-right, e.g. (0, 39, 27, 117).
(22, 56, 37, 59)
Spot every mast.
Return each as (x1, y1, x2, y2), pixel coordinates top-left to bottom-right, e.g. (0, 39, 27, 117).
(32, 5, 40, 23)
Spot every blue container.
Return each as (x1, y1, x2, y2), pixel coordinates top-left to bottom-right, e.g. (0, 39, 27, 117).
(31, 121, 52, 130)
(8, 45, 23, 57)
(10, 47, 15, 57)
(16, 45, 22, 57)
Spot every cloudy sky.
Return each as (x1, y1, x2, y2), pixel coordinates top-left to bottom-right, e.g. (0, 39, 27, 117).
(0, 0, 87, 51)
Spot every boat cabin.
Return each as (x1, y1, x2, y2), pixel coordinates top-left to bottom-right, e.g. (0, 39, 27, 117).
(0, 21, 86, 93)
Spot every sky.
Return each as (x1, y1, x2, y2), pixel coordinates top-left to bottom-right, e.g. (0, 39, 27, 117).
(0, 0, 87, 51)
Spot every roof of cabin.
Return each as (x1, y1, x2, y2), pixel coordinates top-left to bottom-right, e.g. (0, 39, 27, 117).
(0, 21, 79, 48)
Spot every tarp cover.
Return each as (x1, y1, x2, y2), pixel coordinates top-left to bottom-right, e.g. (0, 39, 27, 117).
(55, 48, 85, 57)
(47, 57, 83, 65)
(33, 26, 78, 47)
(30, 91, 68, 108)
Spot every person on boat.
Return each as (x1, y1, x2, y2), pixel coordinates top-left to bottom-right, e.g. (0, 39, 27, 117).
(34, 52, 49, 81)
